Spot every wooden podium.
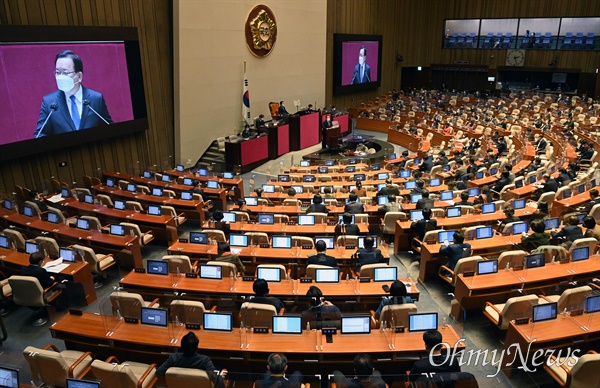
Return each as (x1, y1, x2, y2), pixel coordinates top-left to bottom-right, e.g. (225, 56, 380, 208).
(325, 123, 341, 148)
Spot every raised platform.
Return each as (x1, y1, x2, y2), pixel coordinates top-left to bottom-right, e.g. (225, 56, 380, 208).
(302, 138, 395, 164)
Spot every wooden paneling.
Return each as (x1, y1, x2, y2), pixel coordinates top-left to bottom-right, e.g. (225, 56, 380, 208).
(0, 0, 173, 196)
(326, 0, 600, 109)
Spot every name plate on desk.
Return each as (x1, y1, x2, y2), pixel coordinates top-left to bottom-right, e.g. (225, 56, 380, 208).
(300, 277, 312, 283)
(185, 323, 201, 330)
(253, 327, 269, 334)
(179, 238, 189, 243)
(69, 309, 83, 316)
(345, 245, 355, 250)
(359, 277, 370, 283)
(570, 309, 583, 316)
(463, 271, 475, 277)
(395, 326, 405, 333)
(260, 244, 270, 248)
(134, 268, 146, 273)
(302, 245, 312, 249)
(514, 317, 529, 325)
(185, 273, 198, 278)
(327, 221, 336, 226)
(513, 265, 524, 271)
(243, 276, 255, 282)
(287, 222, 296, 225)
(560, 257, 570, 264)
(124, 317, 139, 324)
(322, 328, 337, 335)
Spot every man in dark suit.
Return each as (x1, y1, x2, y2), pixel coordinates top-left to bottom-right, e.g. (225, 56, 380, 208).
(535, 136, 548, 153)
(377, 180, 399, 197)
(35, 50, 113, 138)
(410, 179, 427, 195)
(255, 114, 266, 131)
(410, 208, 437, 243)
(306, 194, 329, 215)
(321, 115, 332, 149)
(495, 136, 508, 155)
(307, 240, 338, 268)
(492, 171, 512, 193)
(335, 213, 361, 237)
(419, 154, 433, 174)
(278, 101, 289, 116)
(21, 251, 55, 288)
(344, 193, 364, 214)
(455, 191, 472, 206)
(409, 330, 461, 381)
(377, 195, 402, 216)
(415, 190, 435, 211)
(250, 279, 285, 311)
(350, 45, 371, 84)
(355, 236, 385, 267)
(582, 189, 600, 213)
(439, 231, 471, 273)
(532, 174, 558, 201)
(551, 215, 584, 242)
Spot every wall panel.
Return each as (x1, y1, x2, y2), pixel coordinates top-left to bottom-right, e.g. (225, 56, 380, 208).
(0, 0, 173, 195)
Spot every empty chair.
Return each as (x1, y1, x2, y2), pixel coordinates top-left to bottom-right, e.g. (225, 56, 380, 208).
(125, 200, 144, 212)
(2, 228, 26, 251)
(162, 205, 187, 226)
(72, 245, 116, 288)
(109, 291, 159, 320)
(34, 236, 60, 259)
(283, 198, 302, 207)
(245, 232, 269, 245)
(91, 357, 157, 388)
(170, 300, 207, 325)
(372, 303, 417, 329)
(217, 137, 226, 152)
(118, 180, 130, 190)
(359, 263, 391, 279)
(166, 367, 213, 388)
(483, 294, 540, 330)
(239, 302, 279, 328)
(544, 350, 600, 388)
(163, 189, 177, 198)
(96, 193, 113, 207)
(205, 261, 237, 277)
(541, 285, 592, 313)
(120, 222, 154, 245)
(162, 255, 196, 274)
(203, 229, 227, 242)
(81, 215, 106, 231)
(381, 212, 407, 235)
(305, 264, 332, 278)
(308, 212, 328, 224)
(233, 211, 250, 223)
(411, 229, 445, 255)
(291, 236, 314, 248)
(23, 344, 94, 386)
(9, 275, 62, 326)
(136, 185, 150, 194)
(439, 255, 482, 287)
(72, 187, 92, 197)
(47, 208, 68, 224)
(23, 200, 44, 218)
(336, 235, 358, 247)
(497, 250, 527, 269)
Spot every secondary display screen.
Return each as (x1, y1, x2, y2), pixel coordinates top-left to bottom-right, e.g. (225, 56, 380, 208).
(333, 34, 383, 95)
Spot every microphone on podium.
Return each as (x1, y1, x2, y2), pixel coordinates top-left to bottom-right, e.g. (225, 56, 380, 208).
(83, 99, 111, 125)
(34, 102, 58, 139)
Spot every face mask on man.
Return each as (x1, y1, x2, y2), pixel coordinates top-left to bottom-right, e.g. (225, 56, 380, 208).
(358, 56, 364, 66)
(56, 74, 77, 93)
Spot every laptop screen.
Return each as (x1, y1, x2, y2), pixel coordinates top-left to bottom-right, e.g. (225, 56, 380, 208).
(315, 268, 339, 283)
(258, 214, 275, 224)
(341, 316, 371, 334)
(292, 185, 304, 194)
(176, 164, 185, 172)
(374, 267, 397, 282)
(399, 170, 411, 178)
(325, 160, 335, 166)
(476, 226, 493, 239)
(443, 165, 451, 172)
(476, 171, 484, 179)
(318, 167, 328, 174)
(303, 175, 315, 182)
(229, 234, 248, 247)
(515, 179, 523, 188)
(189, 232, 207, 244)
(61, 188, 71, 198)
(532, 303, 557, 323)
(315, 236, 335, 249)
(357, 236, 378, 249)
(272, 316, 303, 334)
(429, 178, 441, 187)
(562, 189, 572, 199)
(438, 230, 456, 244)
(60, 248, 76, 263)
(529, 175, 537, 184)
(510, 221, 527, 234)
(389, 153, 396, 160)
(2, 199, 12, 210)
(199, 265, 222, 279)
(525, 254, 545, 268)
(143, 170, 153, 179)
(222, 212, 236, 222)
(278, 175, 290, 182)
(207, 180, 219, 189)
(572, 246, 589, 262)
(183, 178, 193, 186)
(0, 366, 19, 388)
(257, 267, 281, 282)
(408, 312, 438, 332)
(544, 218, 560, 230)
(300, 160, 310, 167)
(410, 210, 424, 221)
(25, 242, 40, 254)
(181, 191, 193, 200)
(203, 312, 233, 331)
(371, 164, 380, 171)
(23, 206, 33, 217)
(447, 207, 461, 218)
(152, 187, 163, 196)
(477, 260, 498, 275)
(76, 218, 90, 230)
(110, 224, 125, 236)
(198, 168, 208, 176)
(440, 191, 454, 201)
(345, 166, 356, 173)
(489, 167, 498, 175)
(140, 307, 168, 327)
(83, 194, 94, 204)
(481, 203, 496, 214)
(245, 197, 258, 206)
(378, 173, 389, 180)
(161, 174, 170, 182)
(47, 212, 60, 224)
(377, 183, 386, 191)
(405, 181, 416, 189)
(512, 199, 526, 210)
(106, 178, 115, 187)
(148, 205, 161, 216)
(127, 183, 137, 192)
(114, 200, 126, 210)
(410, 194, 422, 203)
(147, 260, 169, 275)
(298, 215, 315, 226)
(272, 236, 292, 249)
(377, 196, 389, 205)
(468, 188, 480, 197)
(578, 184, 586, 194)
(262, 185, 275, 193)
(586, 295, 600, 313)
(0, 235, 9, 249)
(223, 172, 234, 179)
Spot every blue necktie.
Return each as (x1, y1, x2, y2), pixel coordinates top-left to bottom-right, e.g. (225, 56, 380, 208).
(70, 95, 80, 130)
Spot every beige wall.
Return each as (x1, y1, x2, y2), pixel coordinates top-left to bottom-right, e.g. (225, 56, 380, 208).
(174, 0, 327, 164)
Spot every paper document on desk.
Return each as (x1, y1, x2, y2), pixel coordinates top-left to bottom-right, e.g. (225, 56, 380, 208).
(43, 257, 63, 267)
(47, 194, 64, 203)
(402, 281, 413, 290)
(231, 248, 242, 255)
(445, 200, 455, 205)
(45, 263, 69, 273)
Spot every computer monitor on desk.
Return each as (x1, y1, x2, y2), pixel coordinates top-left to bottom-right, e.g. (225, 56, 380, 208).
(0, 366, 19, 388)
(475, 226, 493, 239)
(408, 312, 438, 332)
(272, 316, 302, 334)
(532, 303, 557, 323)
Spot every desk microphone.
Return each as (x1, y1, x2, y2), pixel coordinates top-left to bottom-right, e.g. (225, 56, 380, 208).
(83, 100, 111, 125)
(35, 103, 58, 139)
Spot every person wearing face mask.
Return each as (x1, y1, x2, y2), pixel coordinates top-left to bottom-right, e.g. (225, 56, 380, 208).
(35, 50, 113, 138)
(322, 115, 333, 149)
(350, 45, 371, 84)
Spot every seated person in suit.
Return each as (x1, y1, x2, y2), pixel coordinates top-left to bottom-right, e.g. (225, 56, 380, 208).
(530, 201, 549, 221)
(306, 194, 329, 215)
(415, 190, 434, 210)
(249, 279, 285, 312)
(531, 174, 558, 201)
(344, 193, 365, 214)
(192, 181, 209, 202)
(396, 150, 410, 169)
(278, 101, 290, 116)
(455, 191, 473, 206)
(307, 240, 338, 268)
(255, 114, 266, 131)
(551, 215, 584, 243)
(582, 189, 600, 214)
(375, 280, 413, 318)
(434, 150, 449, 167)
(211, 210, 231, 237)
(332, 353, 386, 388)
(21, 251, 55, 288)
(335, 212, 361, 237)
(410, 208, 437, 242)
(322, 187, 335, 200)
(497, 206, 520, 233)
(409, 330, 461, 381)
(377, 179, 400, 197)
(351, 181, 367, 197)
(584, 216, 600, 242)
(156, 331, 226, 388)
(452, 160, 467, 181)
(29, 190, 49, 213)
(286, 187, 297, 198)
(301, 286, 342, 329)
(495, 136, 508, 155)
(419, 154, 433, 174)
(241, 123, 253, 139)
(216, 242, 245, 274)
(410, 179, 427, 195)
(527, 157, 543, 173)
(439, 231, 471, 275)
(256, 353, 303, 388)
(355, 236, 385, 267)
(492, 171, 512, 193)
(555, 167, 571, 187)
(378, 194, 403, 216)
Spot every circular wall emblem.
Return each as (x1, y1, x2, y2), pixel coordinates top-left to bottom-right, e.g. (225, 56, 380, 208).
(245, 5, 277, 57)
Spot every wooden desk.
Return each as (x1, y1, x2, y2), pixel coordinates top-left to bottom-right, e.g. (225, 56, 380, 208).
(64, 200, 178, 244)
(453, 258, 600, 318)
(223, 222, 370, 235)
(551, 190, 591, 218)
(92, 184, 206, 222)
(2, 212, 142, 269)
(164, 169, 245, 199)
(0, 247, 97, 304)
(51, 312, 463, 374)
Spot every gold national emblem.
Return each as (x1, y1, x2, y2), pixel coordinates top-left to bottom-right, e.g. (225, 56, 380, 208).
(245, 5, 277, 57)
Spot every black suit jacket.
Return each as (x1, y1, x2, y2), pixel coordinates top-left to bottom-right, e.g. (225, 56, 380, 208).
(21, 265, 54, 288)
(350, 63, 371, 84)
(410, 219, 438, 241)
(306, 203, 329, 215)
(415, 198, 435, 210)
(552, 225, 583, 242)
(335, 223, 360, 236)
(356, 247, 386, 266)
(35, 86, 113, 137)
(307, 253, 338, 267)
(344, 202, 365, 214)
(542, 178, 559, 193)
